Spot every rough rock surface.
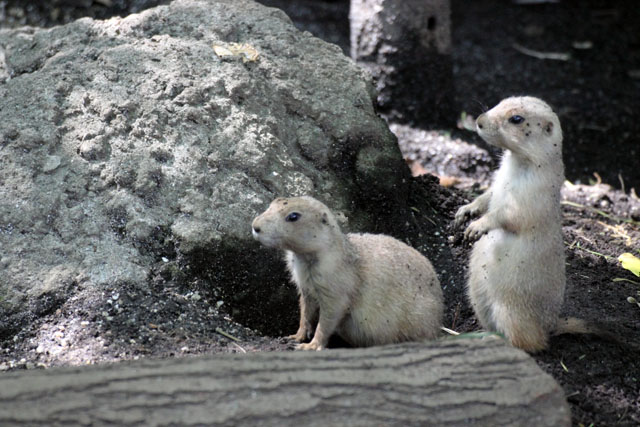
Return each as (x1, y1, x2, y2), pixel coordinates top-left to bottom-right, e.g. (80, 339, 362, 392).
(0, 0, 406, 338)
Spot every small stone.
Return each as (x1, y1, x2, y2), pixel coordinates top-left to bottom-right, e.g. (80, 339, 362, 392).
(572, 41, 593, 50)
(42, 155, 62, 173)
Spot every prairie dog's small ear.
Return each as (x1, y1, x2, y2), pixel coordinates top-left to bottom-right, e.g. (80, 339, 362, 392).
(545, 122, 554, 134)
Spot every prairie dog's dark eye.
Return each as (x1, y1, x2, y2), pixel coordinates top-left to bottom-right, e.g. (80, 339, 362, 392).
(508, 115, 525, 124)
(285, 212, 301, 222)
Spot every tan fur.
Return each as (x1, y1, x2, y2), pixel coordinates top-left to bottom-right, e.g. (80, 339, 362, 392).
(454, 97, 565, 352)
(252, 196, 444, 351)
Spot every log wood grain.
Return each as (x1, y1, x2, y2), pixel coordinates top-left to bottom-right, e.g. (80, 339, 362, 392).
(0, 337, 570, 426)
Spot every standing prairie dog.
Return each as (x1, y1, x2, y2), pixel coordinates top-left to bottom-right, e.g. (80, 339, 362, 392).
(455, 96, 566, 352)
(252, 196, 443, 351)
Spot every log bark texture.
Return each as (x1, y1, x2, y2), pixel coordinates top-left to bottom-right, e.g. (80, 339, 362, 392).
(0, 338, 570, 426)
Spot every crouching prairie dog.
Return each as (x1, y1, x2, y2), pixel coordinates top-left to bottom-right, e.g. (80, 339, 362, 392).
(252, 196, 444, 351)
(454, 96, 567, 352)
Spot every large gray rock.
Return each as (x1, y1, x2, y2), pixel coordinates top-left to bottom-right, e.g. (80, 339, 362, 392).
(0, 0, 407, 336)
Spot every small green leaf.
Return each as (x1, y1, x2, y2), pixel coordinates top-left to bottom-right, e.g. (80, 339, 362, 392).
(612, 277, 640, 285)
(619, 253, 640, 277)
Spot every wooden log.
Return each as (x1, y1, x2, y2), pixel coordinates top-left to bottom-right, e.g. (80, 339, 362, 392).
(0, 338, 570, 426)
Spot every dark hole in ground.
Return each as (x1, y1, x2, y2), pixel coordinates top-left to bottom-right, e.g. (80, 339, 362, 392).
(183, 241, 299, 336)
(427, 15, 436, 31)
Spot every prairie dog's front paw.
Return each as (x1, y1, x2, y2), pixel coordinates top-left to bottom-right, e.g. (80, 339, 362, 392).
(287, 329, 308, 343)
(454, 203, 476, 228)
(296, 340, 324, 351)
(464, 218, 490, 241)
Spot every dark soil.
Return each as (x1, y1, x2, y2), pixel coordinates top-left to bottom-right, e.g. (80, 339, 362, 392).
(452, 0, 640, 189)
(1, 1, 639, 426)
(0, 0, 168, 27)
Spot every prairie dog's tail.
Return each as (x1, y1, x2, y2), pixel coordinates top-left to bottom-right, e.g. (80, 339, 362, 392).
(553, 317, 625, 346)
(553, 317, 593, 335)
